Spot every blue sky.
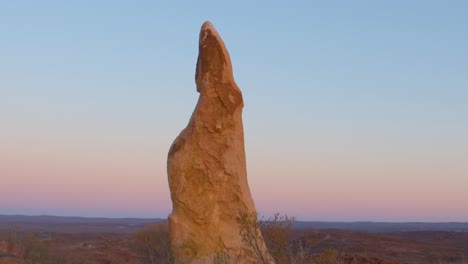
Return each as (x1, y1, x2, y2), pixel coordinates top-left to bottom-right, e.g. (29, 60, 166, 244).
(1, 1, 467, 221)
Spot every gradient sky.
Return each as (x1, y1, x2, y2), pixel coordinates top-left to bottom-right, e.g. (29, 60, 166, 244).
(1, 1, 467, 221)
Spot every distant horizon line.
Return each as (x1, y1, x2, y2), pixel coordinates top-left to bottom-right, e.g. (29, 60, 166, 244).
(1, 213, 467, 224)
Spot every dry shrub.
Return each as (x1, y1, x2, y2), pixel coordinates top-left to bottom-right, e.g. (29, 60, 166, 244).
(237, 211, 319, 264)
(314, 248, 345, 264)
(236, 211, 274, 263)
(134, 222, 173, 264)
(21, 232, 49, 263)
(0, 226, 93, 264)
(260, 213, 294, 264)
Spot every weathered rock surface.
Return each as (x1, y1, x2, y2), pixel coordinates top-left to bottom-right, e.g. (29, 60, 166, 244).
(167, 21, 272, 263)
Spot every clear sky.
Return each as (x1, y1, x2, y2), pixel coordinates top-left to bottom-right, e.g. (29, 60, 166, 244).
(1, 1, 467, 222)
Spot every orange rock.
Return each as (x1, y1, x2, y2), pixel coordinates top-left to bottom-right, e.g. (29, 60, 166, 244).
(167, 21, 272, 263)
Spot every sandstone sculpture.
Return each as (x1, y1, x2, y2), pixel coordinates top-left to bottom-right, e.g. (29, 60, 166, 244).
(167, 21, 272, 263)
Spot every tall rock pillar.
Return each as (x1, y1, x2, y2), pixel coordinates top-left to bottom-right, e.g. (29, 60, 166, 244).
(167, 21, 272, 263)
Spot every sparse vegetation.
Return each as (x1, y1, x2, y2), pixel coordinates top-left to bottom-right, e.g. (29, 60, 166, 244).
(260, 213, 295, 263)
(21, 231, 49, 263)
(236, 211, 275, 263)
(237, 211, 342, 264)
(1, 217, 468, 264)
(313, 248, 343, 264)
(0, 227, 99, 264)
(134, 222, 173, 264)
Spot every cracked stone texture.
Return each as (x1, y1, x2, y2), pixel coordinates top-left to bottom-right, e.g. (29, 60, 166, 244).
(167, 21, 272, 263)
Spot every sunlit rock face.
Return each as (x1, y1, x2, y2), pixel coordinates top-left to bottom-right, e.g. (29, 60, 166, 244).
(167, 21, 272, 263)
